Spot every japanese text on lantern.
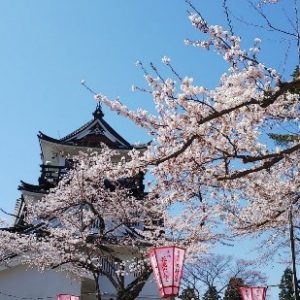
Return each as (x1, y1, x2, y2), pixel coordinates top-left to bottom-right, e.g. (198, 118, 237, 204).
(161, 255, 169, 282)
(149, 246, 186, 298)
(174, 249, 181, 283)
(240, 287, 267, 300)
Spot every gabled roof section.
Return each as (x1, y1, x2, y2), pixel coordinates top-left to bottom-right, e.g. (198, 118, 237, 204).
(18, 181, 50, 194)
(38, 105, 132, 149)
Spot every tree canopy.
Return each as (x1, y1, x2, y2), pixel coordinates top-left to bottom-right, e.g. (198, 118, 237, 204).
(1, 0, 300, 298)
(0, 149, 164, 300)
(278, 267, 299, 300)
(94, 0, 300, 258)
(223, 278, 244, 300)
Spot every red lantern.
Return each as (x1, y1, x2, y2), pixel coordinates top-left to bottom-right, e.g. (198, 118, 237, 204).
(57, 294, 80, 300)
(240, 287, 267, 300)
(149, 246, 186, 298)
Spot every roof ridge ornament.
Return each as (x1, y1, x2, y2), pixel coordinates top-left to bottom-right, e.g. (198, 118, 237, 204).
(93, 102, 104, 119)
(80, 80, 104, 119)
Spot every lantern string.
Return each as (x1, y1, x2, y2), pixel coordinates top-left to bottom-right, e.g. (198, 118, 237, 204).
(267, 284, 280, 287)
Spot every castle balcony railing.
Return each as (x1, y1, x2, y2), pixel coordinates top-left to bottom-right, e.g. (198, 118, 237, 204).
(39, 164, 68, 186)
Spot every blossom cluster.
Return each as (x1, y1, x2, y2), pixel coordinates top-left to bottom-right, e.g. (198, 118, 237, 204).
(94, 1, 300, 259)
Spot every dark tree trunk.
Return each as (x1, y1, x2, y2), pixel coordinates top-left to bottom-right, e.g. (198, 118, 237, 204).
(115, 268, 152, 300)
(93, 273, 102, 300)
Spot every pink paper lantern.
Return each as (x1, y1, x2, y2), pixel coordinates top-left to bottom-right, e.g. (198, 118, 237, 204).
(57, 294, 80, 300)
(149, 246, 186, 298)
(240, 287, 267, 300)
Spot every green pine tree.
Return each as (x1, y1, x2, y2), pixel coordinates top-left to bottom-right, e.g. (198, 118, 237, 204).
(289, 65, 300, 94)
(202, 286, 220, 300)
(278, 267, 296, 300)
(223, 278, 244, 300)
(268, 65, 300, 146)
(179, 287, 199, 300)
(268, 133, 299, 146)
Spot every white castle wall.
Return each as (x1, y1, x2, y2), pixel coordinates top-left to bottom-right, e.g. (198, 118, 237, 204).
(0, 264, 160, 300)
(0, 264, 80, 300)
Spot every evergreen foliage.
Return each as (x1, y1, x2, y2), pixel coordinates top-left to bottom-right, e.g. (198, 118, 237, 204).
(268, 65, 300, 146)
(179, 287, 199, 300)
(290, 65, 300, 94)
(223, 278, 244, 300)
(202, 286, 220, 300)
(278, 267, 298, 300)
(268, 133, 299, 146)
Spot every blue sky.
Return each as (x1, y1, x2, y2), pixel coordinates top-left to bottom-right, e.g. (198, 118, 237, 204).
(0, 0, 298, 297)
(0, 0, 229, 218)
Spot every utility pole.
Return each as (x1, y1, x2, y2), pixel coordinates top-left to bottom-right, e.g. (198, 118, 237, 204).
(289, 205, 299, 300)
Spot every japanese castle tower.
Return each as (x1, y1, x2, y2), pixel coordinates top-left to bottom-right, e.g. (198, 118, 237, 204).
(0, 105, 159, 300)
(14, 104, 145, 227)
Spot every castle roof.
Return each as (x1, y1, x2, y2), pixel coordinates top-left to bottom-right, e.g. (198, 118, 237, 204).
(14, 105, 148, 226)
(38, 105, 135, 150)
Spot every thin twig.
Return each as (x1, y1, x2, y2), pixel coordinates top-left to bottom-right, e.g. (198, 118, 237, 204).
(81, 80, 98, 96)
(222, 0, 234, 36)
(294, 0, 300, 65)
(166, 62, 182, 81)
(150, 62, 165, 83)
(185, 0, 206, 20)
(248, 0, 297, 37)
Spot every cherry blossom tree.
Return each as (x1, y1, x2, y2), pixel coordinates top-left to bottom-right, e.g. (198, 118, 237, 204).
(89, 0, 300, 258)
(0, 145, 231, 299)
(1, 0, 300, 298)
(0, 149, 165, 300)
